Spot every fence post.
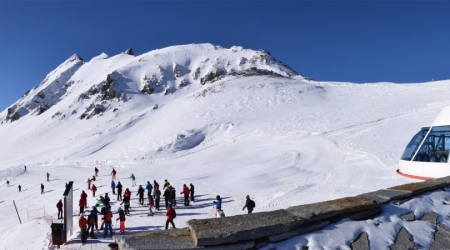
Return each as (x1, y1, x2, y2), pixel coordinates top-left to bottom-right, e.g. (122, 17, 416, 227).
(13, 200, 22, 224)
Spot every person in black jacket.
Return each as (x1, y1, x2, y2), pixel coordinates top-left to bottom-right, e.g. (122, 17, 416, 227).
(163, 186, 171, 209)
(189, 183, 195, 202)
(153, 187, 161, 211)
(41, 183, 44, 194)
(116, 207, 126, 233)
(116, 182, 123, 201)
(136, 185, 145, 206)
(242, 195, 255, 214)
(170, 186, 177, 207)
(104, 193, 110, 206)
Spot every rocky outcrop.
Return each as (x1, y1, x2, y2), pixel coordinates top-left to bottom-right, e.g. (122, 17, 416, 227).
(173, 63, 183, 77)
(100, 74, 117, 101)
(141, 85, 154, 95)
(124, 48, 134, 55)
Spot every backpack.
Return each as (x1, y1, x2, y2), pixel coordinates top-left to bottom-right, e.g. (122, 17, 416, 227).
(171, 209, 177, 219)
(218, 210, 225, 218)
(250, 200, 255, 208)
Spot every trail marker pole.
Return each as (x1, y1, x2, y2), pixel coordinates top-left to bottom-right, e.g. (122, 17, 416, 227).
(13, 200, 22, 224)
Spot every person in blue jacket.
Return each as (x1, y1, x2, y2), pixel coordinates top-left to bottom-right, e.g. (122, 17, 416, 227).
(213, 195, 222, 218)
(145, 181, 153, 195)
(111, 180, 116, 195)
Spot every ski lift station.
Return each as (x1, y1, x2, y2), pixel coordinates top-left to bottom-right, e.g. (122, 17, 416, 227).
(399, 106, 450, 180)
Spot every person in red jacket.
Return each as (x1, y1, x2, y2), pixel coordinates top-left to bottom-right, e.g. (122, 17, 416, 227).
(165, 204, 176, 230)
(80, 190, 88, 208)
(124, 188, 131, 199)
(79, 215, 88, 244)
(56, 199, 63, 219)
(92, 184, 97, 197)
(87, 178, 91, 190)
(79, 197, 86, 215)
(153, 180, 159, 191)
(182, 184, 190, 206)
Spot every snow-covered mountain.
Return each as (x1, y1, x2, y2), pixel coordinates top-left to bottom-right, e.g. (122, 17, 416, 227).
(0, 43, 301, 166)
(2, 43, 450, 249)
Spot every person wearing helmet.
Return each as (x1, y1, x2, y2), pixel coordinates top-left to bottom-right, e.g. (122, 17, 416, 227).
(213, 195, 222, 218)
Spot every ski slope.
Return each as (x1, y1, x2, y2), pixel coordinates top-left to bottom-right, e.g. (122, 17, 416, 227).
(0, 44, 447, 249)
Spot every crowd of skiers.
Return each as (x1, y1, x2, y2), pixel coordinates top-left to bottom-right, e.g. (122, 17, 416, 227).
(5, 165, 256, 245)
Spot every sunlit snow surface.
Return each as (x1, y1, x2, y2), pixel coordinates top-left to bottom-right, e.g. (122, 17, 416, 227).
(0, 44, 448, 249)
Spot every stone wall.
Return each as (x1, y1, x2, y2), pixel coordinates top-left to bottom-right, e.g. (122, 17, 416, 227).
(114, 176, 450, 250)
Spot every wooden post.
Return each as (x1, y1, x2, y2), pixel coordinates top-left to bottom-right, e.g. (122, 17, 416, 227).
(13, 200, 22, 224)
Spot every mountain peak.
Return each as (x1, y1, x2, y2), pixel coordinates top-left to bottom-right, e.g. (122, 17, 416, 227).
(124, 48, 134, 55)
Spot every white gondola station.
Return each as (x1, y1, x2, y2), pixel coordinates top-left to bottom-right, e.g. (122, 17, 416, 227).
(399, 106, 450, 180)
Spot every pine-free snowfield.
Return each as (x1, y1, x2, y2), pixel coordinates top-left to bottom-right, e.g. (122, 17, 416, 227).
(2, 74, 450, 249)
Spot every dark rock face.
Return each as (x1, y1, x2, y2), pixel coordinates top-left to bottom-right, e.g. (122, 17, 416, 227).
(200, 68, 227, 85)
(431, 223, 450, 250)
(179, 79, 189, 88)
(141, 85, 154, 95)
(124, 48, 134, 55)
(11, 112, 21, 121)
(357, 189, 412, 205)
(173, 64, 183, 77)
(37, 104, 49, 115)
(100, 74, 117, 101)
(37, 91, 46, 99)
(200, 67, 285, 85)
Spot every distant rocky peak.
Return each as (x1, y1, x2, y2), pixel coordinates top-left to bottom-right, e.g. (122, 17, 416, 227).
(69, 54, 83, 62)
(124, 48, 134, 55)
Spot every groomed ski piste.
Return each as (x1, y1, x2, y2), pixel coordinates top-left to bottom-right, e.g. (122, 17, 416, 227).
(0, 44, 449, 249)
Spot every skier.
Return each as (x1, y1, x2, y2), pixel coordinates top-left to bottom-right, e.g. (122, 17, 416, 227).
(103, 207, 113, 238)
(153, 186, 161, 211)
(136, 185, 145, 206)
(111, 168, 117, 180)
(145, 181, 153, 195)
(91, 175, 96, 181)
(96, 196, 105, 207)
(91, 206, 100, 231)
(165, 204, 176, 229)
(80, 190, 88, 208)
(46, 172, 50, 182)
(213, 195, 222, 218)
(87, 178, 91, 190)
(124, 188, 131, 199)
(92, 184, 97, 197)
(130, 174, 136, 186)
(95, 167, 99, 177)
(86, 210, 96, 238)
(147, 193, 155, 216)
(242, 195, 256, 214)
(18, 185, 21, 192)
(182, 184, 190, 206)
(41, 183, 44, 194)
(79, 197, 86, 215)
(153, 180, 159, 191)
(120, 196, 131, 215)
(189, 183, 195, 202)
(163, 186, 171, 209)
(116, 207, 126, 233)
(104, 193, 110, 206)
(116, 181, 123, 201)
(111, 180, 116, 195)
(79, 215, 88, 244)
(170, 186, 177, 207)
(24, 165, 26, 171)
(56, 199, 63, 219)
(6, 180, 9, 187)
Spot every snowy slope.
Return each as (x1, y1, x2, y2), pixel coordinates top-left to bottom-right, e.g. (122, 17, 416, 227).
(0, 44, 448, 249)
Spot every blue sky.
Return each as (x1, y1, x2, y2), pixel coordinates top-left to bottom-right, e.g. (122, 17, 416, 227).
(0, 1, 449, 110)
